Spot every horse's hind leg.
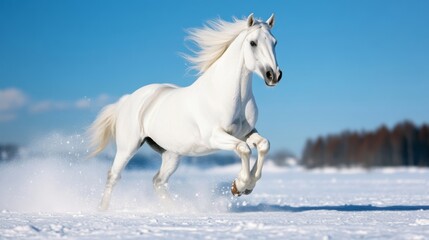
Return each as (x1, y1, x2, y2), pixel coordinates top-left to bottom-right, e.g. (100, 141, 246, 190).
(99, 131, 141, 211)
(153, 151, 180, 199)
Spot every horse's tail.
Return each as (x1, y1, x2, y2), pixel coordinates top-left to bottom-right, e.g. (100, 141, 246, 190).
(87, 95, 128, 158)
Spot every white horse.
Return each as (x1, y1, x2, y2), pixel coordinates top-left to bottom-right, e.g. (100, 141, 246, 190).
(89, 13, 282, 210)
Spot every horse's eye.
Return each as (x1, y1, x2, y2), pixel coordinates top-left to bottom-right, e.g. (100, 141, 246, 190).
(250, 41, 257, 47)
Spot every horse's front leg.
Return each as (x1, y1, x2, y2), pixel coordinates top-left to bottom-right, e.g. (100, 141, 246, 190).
(210, 129, 252, 196)
(244, 129, 270, 194)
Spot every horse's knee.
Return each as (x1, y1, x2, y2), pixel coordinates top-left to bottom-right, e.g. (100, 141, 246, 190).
(236, 142, 251, 156)
(258, 139, 270, 154)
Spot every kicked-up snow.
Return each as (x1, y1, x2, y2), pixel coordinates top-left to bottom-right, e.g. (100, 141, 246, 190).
(0, 134, 428, 239)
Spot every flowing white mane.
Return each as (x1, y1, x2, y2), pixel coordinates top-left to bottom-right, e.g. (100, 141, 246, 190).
(184, 17, 252, 74)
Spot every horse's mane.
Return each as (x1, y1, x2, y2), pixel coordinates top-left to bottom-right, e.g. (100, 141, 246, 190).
(183, 17, 251, 75)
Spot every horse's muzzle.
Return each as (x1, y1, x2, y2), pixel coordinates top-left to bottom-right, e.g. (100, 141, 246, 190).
(264, 68, 282, 86)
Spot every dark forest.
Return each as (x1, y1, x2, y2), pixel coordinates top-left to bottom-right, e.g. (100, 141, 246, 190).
(302, 121, 429, 168)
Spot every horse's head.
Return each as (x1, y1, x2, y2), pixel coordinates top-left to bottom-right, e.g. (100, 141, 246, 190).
(243, 13, 282, 87)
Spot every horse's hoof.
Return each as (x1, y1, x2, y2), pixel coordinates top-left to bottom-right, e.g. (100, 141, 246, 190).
(231, 180, 242, 197)
(243, 189, 253, 195)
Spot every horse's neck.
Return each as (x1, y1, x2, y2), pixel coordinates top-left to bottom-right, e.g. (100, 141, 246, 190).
(193, 34, 253, 103)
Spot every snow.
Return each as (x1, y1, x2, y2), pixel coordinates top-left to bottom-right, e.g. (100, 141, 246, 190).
(0, 135, 429, 239)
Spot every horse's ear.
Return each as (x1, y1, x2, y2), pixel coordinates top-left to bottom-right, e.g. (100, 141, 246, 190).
(266, 13, 275, 29)
(247, 13, 255, 27)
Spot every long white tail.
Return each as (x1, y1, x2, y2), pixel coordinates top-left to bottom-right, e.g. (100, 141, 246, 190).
(87, 95, 128, 157)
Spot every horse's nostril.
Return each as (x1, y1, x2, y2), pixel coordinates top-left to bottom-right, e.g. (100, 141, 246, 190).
(278, 70, 282, 81)
(266, 71, 273, 80)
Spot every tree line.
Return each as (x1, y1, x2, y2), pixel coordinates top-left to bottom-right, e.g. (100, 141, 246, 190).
(302, 121, 429, 168)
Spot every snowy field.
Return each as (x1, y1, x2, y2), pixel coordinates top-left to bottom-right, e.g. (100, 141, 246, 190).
(1, 135, 429, 239)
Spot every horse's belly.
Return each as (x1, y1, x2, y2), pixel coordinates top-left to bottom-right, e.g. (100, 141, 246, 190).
(149, 126, 214, 156)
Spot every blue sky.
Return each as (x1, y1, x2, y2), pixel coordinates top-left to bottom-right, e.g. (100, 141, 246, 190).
(1, 0, 428, 156)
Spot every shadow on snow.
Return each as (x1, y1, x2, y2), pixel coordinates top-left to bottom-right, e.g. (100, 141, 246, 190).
(230, 204, 429, 213)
